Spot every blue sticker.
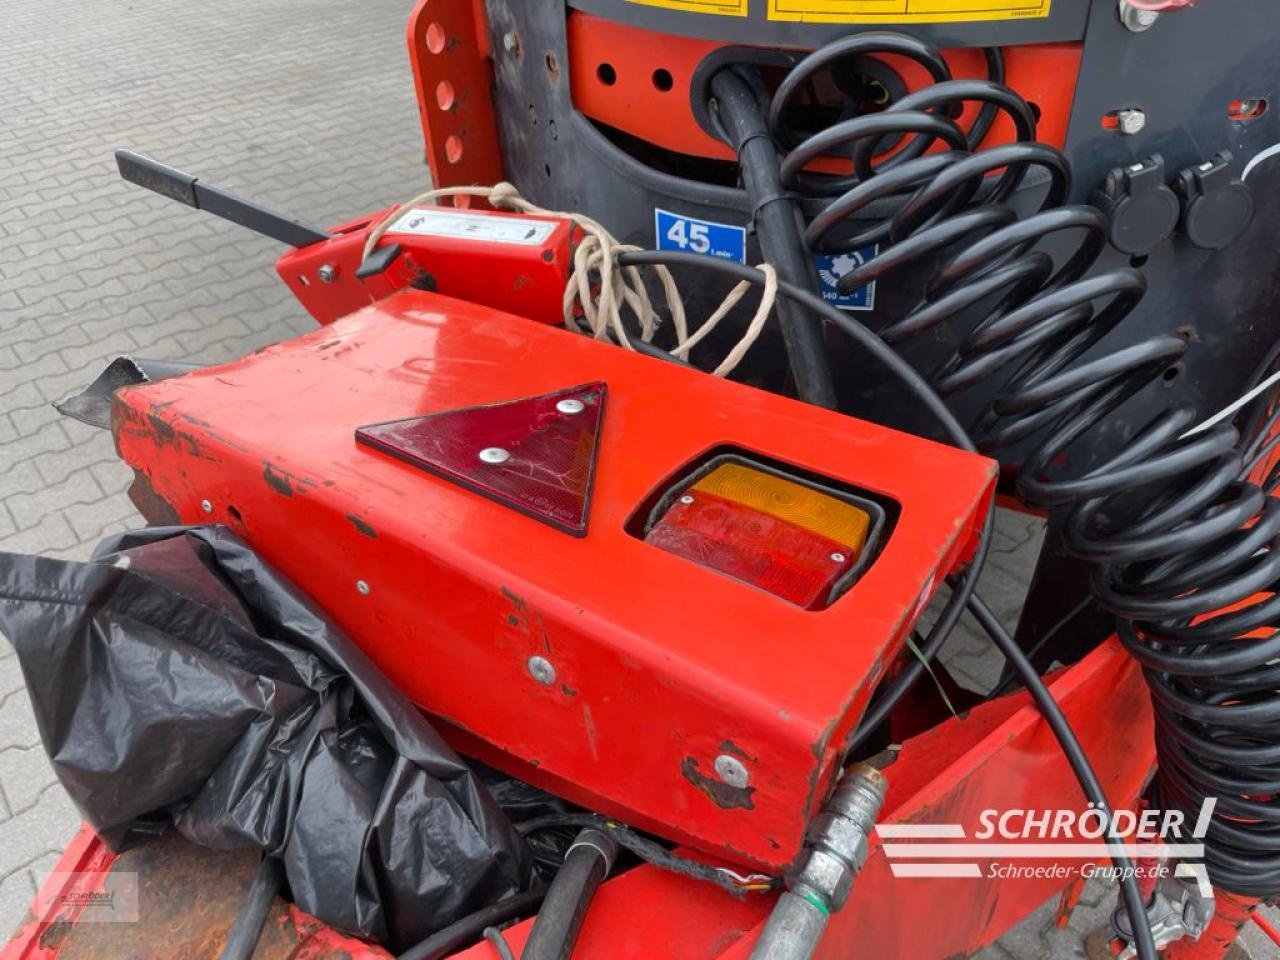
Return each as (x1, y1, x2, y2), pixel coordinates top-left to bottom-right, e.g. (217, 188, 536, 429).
(655, 208, 747, 263)
(814, 246, 878, 312)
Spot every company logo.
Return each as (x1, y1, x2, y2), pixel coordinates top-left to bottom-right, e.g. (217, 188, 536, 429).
(877, 799, 1216, 894)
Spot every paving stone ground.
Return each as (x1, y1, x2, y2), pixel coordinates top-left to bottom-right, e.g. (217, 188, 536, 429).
(0, 2, 1274, 956)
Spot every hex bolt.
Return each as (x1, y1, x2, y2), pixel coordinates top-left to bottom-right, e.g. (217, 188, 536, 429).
(714, 754, 750, 789)
(1117, 108, 1147, 136)
(1118, 0, 1158, 32)
(318, 263, 337, 283)
(356, 580, 371, 595)
(527, 655, 556, 685)
(201, 499, 213, 513)
(479, 446, 511, 465)
(556, 398, 585, 415)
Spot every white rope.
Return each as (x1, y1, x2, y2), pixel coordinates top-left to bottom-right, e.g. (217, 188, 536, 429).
(362, 183, 774, 377)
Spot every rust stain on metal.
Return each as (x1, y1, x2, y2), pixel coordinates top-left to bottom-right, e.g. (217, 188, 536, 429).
(583, 704, 598, 762)
(681, 757, 756, 810)
(718, 739, 757, 763)
(264, 464, 294, 497)
(346, 513, 378, 538)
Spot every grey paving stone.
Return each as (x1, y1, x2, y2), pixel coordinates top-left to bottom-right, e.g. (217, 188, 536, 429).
(0, 0, 426, 945)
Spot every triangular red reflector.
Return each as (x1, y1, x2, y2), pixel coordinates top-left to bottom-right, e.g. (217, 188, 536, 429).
(356, 382, 606, 536)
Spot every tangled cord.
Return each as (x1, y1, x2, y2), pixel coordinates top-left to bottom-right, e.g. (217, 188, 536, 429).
(363, 182, 776, 377)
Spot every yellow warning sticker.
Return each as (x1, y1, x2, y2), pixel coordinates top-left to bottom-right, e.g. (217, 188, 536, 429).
(768, 0, 1050, 23)
(627, 0, 749, 16)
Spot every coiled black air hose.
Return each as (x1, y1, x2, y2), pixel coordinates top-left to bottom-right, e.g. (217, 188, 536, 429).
(745, 30, 1280, 916)
(701, 32, 1182, 955)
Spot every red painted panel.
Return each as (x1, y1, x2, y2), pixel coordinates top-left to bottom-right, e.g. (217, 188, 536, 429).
(112, 289, 994, 869)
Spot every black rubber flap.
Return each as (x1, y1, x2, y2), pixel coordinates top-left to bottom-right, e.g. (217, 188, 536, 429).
(0, 525, 532, 950)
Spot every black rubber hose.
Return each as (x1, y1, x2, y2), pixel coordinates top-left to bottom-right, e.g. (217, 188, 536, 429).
(710, 67, 837, 410)
(397, 890, 546, 960)
(520, 828, 617, 960)
(219, 856, 284, 960)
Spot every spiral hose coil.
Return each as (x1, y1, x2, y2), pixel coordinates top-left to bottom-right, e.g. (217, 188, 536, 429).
(737, 29, 1278, 903)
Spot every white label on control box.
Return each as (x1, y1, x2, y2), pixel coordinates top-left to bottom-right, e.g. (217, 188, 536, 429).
(387, 208, 559, 245)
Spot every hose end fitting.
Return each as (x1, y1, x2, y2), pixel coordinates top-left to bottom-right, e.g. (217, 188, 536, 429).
(749, 763, 888, 960)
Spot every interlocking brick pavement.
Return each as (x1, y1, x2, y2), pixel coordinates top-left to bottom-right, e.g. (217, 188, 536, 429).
(0, 0, 426, 937)
(0, 1, 1274, 956)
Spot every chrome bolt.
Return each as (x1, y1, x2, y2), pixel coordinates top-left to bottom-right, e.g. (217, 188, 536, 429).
(502, 30, 520, 55)
(714, 754, 750, 789)
(200, 499, 213, 513)
(317, 263, 337, 283)
(556, 398, 585, 415)
(1117, 108, 1147, 135)
(479, 446, 511, 465)
(830, 552, 847, 564)
(527, 655, 556, 685)
(1118, 0, 1158, 31)
(679, 495, 695, 505)
(356, 580, 370, 595)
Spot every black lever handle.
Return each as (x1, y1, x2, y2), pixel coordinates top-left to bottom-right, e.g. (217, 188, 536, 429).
(115, 149, 330, 248)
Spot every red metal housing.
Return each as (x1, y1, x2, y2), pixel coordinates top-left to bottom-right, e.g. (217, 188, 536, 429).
(110, 288, 995, 870)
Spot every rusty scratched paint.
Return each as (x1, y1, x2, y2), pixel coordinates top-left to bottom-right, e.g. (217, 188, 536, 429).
(263, 464, 295, 497)
(47, 833, 387, 960)
(681, 757, 756, 811)
(346, 513, 378, 538)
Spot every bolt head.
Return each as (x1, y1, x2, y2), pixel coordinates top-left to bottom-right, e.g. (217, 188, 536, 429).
(318, 264, 337, 283)
(356, 580, 370, 595)
(478, 446, 511, 465)
(527, 655, 556, 685)
(830, 552, 847, 564)
(556, 398, 585, 415)
(679, 494, 694, 505)
(714, 754, 750, 789)
(1117, 109, 1147, 135)
(201, 499, 213, 513)
(1119, 1, 1158, 31)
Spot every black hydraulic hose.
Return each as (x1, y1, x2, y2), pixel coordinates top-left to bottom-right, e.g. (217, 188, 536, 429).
(710, 68, 837, 410)
(397, 890, 546, 960)
(615, 248, 1159, 960)
(520, 828, 617, 960)
(219, 856, 284, 960)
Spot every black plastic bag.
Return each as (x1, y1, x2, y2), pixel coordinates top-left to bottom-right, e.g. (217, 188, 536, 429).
(0, 525, 532, 950)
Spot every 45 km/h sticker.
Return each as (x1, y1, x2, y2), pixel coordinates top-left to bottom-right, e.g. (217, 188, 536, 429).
(655, 209, 747, 263)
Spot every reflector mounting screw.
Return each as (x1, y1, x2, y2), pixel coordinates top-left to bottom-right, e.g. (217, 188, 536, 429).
(830, 552, 847, 563)
(201, 499, 213, 513)
(318, 263, 337, 283)
(356, 580, 371, 595)
(679, 495, 694, 505)
(556, 398, 585, 415)
(527, 655, 556, 685)
(714, 754, 750, 789)
(479, 446, 511, 465)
